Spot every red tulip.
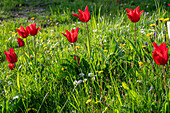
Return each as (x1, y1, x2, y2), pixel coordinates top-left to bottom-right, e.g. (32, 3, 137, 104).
(152, 42, 169, 65)
(168, 4, 170, 6)
(26, 23, 41, 36)
(62, 27, 79, 43)
(17, 37, 25, 47)
(4, 48, 17, 64)
(8, 63, 15, 70)
(17, 25, 29, 38)
(72, 6, 90, 22)
(126, 6, 144, 23)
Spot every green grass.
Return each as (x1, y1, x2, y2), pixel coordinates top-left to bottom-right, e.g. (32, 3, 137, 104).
(0, 0, 170, 112)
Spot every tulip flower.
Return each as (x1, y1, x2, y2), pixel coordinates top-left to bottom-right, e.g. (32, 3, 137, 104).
(126, 6, 144, 23)
(17, 37, 25, 47)
(17, 25, 29, 38)
(8, 63, 15, 70)
(72, 6, 90, 22)
(62, 27, 79, 43)
(4, 48, 17, 64)
(26, 23, 41, 36)
(152, 42, 169, 65)
(168, 4, 170, 6)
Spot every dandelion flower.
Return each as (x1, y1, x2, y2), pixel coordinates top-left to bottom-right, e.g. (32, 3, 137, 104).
(104, 50, 108, 52)
(142, 45, 146, 48)
(138, 62, 144, 66)
(146, 33, 153, 36)
(75, 46, 79, 49)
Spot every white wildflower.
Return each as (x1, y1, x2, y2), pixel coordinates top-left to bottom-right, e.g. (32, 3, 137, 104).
(13, 95, 19, 100)
(73, 80, 77, 85)
(88, 73, 93, 77)
(79, 73, 84, 77)
(83, 78, 87, 83)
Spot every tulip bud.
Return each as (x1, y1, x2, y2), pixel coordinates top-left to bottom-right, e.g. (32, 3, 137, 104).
(8, 63, 15, 70)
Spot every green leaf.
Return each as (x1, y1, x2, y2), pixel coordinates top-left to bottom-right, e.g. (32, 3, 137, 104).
(17, 72, 20, 92)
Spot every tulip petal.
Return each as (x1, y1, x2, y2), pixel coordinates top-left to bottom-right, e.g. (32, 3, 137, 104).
(126, 8, 130, 13)
(136, 6, 140, 12)
(78, 9, 84, 14)
(140, 10, 144, 15)
(62, 33, 67, 37)
(153, 42, 158, 49)
(72, 13, 79, 18)
(65, 29, 72, 42)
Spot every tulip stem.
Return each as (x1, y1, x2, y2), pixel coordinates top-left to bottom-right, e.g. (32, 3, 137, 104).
(74, 43, 77, 64)
(74, 43, 76, 55)
(23, 47, 27, 74)
(135, 23, 136, 42)
(155, 25, 157, 42)
(26, 38, 30, 56)
(34, 36, 36, 65)
(162, 65, 166, 93)
(86, 22, 91, 59)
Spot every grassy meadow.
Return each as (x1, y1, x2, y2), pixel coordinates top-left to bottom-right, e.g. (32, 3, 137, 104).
(0, 0, 170, 112)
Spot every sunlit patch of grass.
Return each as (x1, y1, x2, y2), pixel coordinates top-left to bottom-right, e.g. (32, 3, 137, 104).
(0, 0, 170, 112)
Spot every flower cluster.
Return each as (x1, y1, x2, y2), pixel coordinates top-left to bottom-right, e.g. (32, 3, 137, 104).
(4, 23, 41, 70)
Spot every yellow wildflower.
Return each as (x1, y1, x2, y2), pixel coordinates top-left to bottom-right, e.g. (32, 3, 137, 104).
(146, 33, 153, 36)
(138, 62, 144, 66)
(158, 18, 164, 21)
(75, 46, 79, 49)
(164, 66, 166, 69)
(98, 70, 104, 74)
(149, 24, 156, 27)
(61, 67, 65, 71)
(142, 45, 146, 48)
(164, 18, 169, 22)
(50, 23, 53, 26)
(20, 8, 22, 10)
(5, 40, 8, 42)
(104, 50, 108, 52)
(86, 99, 91, 104)
(31, 17, 35, 20)
(12, 33, 17, 36)
(44, 47, 47, 49)
(9, 31, 13, 33)
(28, 108, 31, 111)
(50, 18, 52, 21)
(122, 44, 126, 46)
